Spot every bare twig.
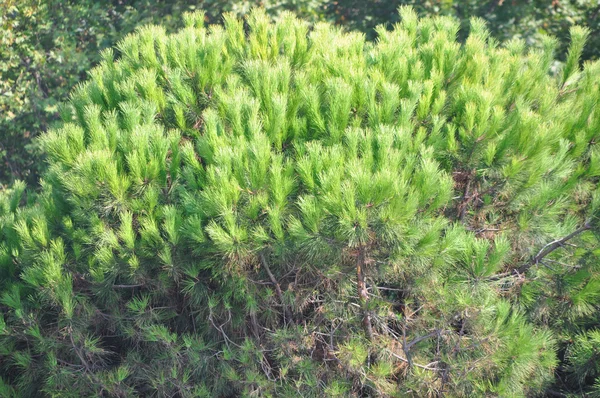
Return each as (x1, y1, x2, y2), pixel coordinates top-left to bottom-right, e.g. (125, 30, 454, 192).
(356, 246, 374, 340)
(518, 221, 592, 273)
(259, 252, 295, 326)
(407, 330, 446, 350)
(401, 319, 411, 368)
(387, 350, 441, 371)
(458, 175, 473, 222)
(208, 309, 239, 349)
(69, 330, 94, 374)
(67, 327, 129, 397)
(112, 284, 144, 289)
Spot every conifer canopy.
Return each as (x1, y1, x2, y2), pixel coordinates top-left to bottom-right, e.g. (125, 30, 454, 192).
(1, 8, 600, 397)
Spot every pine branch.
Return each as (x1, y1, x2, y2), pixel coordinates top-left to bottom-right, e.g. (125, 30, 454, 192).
(112, 284, 144, 289)
(387, 350, 441, 371)
(259, 252, 295, 326)
(518, 221, 592, 273)
(69, 329, 94, 375)
(406, 329, 447, 350)
(67, 326, 126, 396)
(356, 246, 374, 340)
(208, 308, 240, 349)
(401, 319, 411, 368)
(457, 173, 473, 222)
(250, 311, 260, 340)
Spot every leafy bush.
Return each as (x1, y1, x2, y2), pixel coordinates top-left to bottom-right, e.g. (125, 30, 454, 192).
(1, 8, 600, 396)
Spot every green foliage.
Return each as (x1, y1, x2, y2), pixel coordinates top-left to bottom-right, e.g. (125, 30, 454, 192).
(3, 0, 600, 187)
(0, 0, 323, 186)
(328, 0, 600, 62)
(1, 7, 600, 396)
(564, 329, 600, 395)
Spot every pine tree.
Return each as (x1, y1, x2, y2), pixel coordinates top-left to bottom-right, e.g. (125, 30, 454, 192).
(1, 7, 599, 397)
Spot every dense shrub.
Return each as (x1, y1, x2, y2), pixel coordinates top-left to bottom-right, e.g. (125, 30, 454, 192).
(1, 8, 600, 397)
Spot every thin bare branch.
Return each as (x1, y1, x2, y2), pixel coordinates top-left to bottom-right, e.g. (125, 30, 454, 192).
(259, 252, 295, 326)
(519, 221, 592, 273)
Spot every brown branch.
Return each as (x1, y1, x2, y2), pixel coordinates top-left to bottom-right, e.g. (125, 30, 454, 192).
(387, 350, 441, 371)
(401, 319, 411, 368)
(356, 246, 374, 340)
(67, 327, 129, 397)
(112, 284, 144, 289)
(250, 311, 260, 340)
(407, 330, 446, 350)
(455, 169, 479, 223)
(259, 252, 295, 326)
(518, 221, 592, 273)
(457, 176, 472, 222)
(208, 308, 239, 349)
(485, 271, 515, 281)
(69, 329, 94, 374)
